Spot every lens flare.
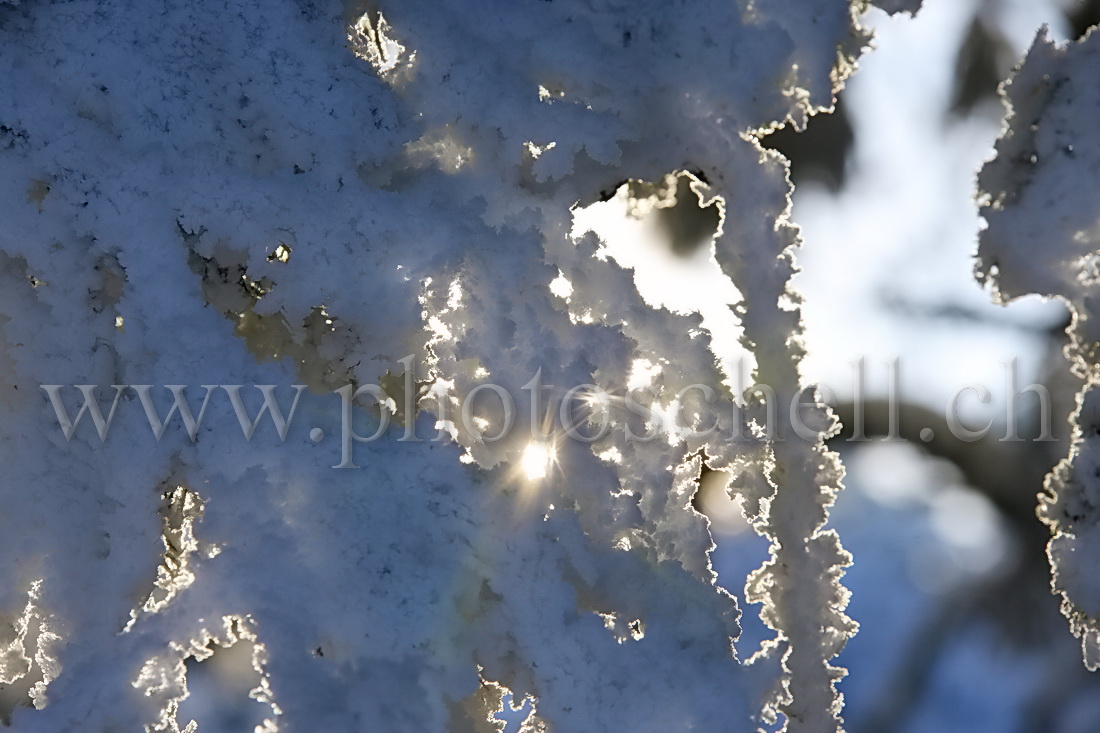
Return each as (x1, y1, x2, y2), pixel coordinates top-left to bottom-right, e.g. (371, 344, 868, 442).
(522, 442, 553, 480)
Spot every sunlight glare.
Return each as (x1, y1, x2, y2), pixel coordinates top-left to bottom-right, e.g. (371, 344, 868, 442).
(522, 442, 554, 480)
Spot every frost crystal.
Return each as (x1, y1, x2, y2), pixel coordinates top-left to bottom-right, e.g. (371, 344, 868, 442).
(0, 0, 872, 729)
(978, 28, 1100, 671)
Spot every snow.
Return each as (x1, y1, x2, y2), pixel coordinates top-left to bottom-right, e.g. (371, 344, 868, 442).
(977, 19, 1100, 672)
(0, 0, 877, 730)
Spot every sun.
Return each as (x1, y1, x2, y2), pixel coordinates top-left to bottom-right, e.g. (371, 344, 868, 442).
(521, 441, 554, 480)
